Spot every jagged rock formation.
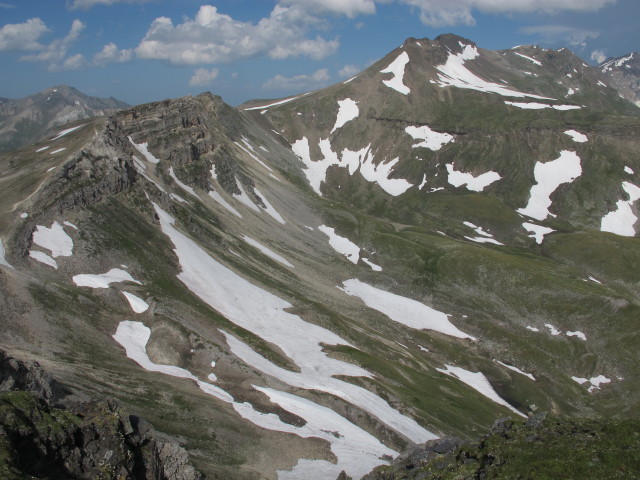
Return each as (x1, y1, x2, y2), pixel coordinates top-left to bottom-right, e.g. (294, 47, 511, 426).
(0, 351, 201, 480)
(0, 85, 129, 152)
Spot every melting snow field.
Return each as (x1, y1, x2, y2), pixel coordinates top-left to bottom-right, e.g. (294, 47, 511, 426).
(339, 279, 475, 340)
(462, 221, 503, 246)
(122, 291, 149, 313)
(405, 126, 454, 151)
(32, 221, 74, 257)
(522, 222, 555, 244)
(380, 51, 410, 95)
(128, 137, 160, 164)
(242, 236, 293, 268)
(208, 190, 242, 218)
(233, 183, 261, 212)
(29, 250, 58, 269)
(446, 164, 501, 192)
(437, 364, 525, 417)
(292, 137, 413, 197)
(331, 99, 359, 133)
(114, 321, 398, 479)
(600, 181, 640, 236)
(517, 151, 582, 221)
(572, 375, 611, 393)
(318, 225, 360, 264)
(505, 101, 581, 110)
(254, 188, 286, 224)
(564, 130, 588, 143)
(437, 44, 551, 99)
(73, 268, 141, 289)
(152, 204, 435, 451)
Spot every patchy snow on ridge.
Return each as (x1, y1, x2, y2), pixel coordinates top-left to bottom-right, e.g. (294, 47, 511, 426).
(380, 51, 410, 95)
(437, 364, 525, 417)
(0, 239, 13, 269)
(121, 291, 149, 313)
(522, 222, 555, 244)
(318, 225, 360, 264)
(572, 374, 611, 393)
(564, 130, 588, 143)
(331, 98, 359, 133)
(514, 52, 542, 66)
(51, 124, 85, 141)
(128, 136, 160, 164)
(545, 323, 562, 336)
(517, 151, 582, 221)
(73, 268, 141, 289)
(600, 181, 640, 236)
(32, 221, 74, 258)
(405, 125, 454, 151)
(208, 190, 242, 218)
(446, 164, 500, 192)
(496, 360, 535, 381)
(292, 137, 413, 197)
(339, 279, 475, 340)
(242, 235, 293, 268)
(437, 45, 552, 99)
(624, 166, 634, 174)
(152, 204, 435, 444)
(243, 93, 309, 111)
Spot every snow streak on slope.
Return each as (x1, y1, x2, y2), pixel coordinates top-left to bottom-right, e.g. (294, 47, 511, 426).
(495, 360, 535, 381)
(600, 181, 640, 236)
(169, 167, 198, 198)
(128, 136, 160, 164)
(505, 101, 581, 110)
(243, 93, 309, 111)
(318, 225, 360, 264)
(208, 190, 242, 218)
(292, 137, 413, 196)
(446, 164, 500, 192)
(113, 321, 397, 479)
(254, 188, 286, 224)
(436, 365, 525, 417)
(380, 51, 410, 95)
(152, 204, 435, 444)
(331, 99, 359, 133)
(0, 239, 14, 269)
(514, 52, 542, 66)
(51, 124, 85, 140)
(405, 126, 454, 151)
(436, 44, 552, 99)
(122, 291, 149, 313)
(339, 279, 475, 340)
(517, 151, 582, 221)
(242, 235, 293, 268)
(233, 183, 260, 212)
(29, 251, 58, 269)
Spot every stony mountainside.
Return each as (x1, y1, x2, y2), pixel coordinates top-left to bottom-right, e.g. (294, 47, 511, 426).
(1, 34, 640, 479)
(599, 52, 640, 107)
(0, 85, 129, 153)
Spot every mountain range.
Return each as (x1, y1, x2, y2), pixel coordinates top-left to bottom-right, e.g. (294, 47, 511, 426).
(0, 34, 639, 479)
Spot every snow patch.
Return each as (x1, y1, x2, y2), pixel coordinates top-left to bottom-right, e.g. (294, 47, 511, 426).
(208, 190, 242, 218)
(362, 258, 382, 272)
(505, 101, 581, 110)
(566, 330, 587, 341)
(405, 125, 454, 151)
(331, 98, 359, 133)
(236, 139, 273, 172)
(446, 164, 500, 192)
(243, 93, 308, 111)
(545, 323, 561, 336)
(339, 279, 475, 340)
(380, 51, 410, 95)
(572, 374, 611, 393)
(51, 124, 85, 141)
(29, 250, 57, 268)
(242, 235, 293, 268)
(526, 326, 539, 332)
(437, 364, 525, 417)
(522, 222, 555, 244)
(233, 182, 260, 212)
(318, 225, 360, 264)
(49, 148, 66, 155)
(170, 193, 188, 204)
(517, 151, 582, 221)
(600, 181, 640, 236)
(0, 240, 13, 269)
(169, 167, 198, 198)
(73, 268, 141, 289)
(514, 52, 542, 66)
(35, 146, 50, 152)
(624, 166, 634, 175)
(254, 188, 286, 224)
(32, 221, 74, 257)
(564, 130, 588, 143)
(122, 291, 149, 313)
(496, 360, 535, 381)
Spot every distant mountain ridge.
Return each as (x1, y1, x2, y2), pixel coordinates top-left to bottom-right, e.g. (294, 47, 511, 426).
(0, 85, 128, 152)
(599, 52, 640, 107)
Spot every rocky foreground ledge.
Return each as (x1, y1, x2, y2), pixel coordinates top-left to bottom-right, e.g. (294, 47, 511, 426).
(0, 351, 201, 479)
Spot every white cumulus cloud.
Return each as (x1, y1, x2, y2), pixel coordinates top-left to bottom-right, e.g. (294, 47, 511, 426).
(0, 18, 49, 51)
(520, 25, 600, 47)
(68, 0, 148, 9)
(20, 19, 86, 70)
(93, 42, 133, 65)
(590, 49, 607, 64)
(189, 67, 220, 87)
(262, 68, 330, 91)
(339, 64, 360, 78)
(279, 0, 376, 17)
(135, 5, 339, 66)
(395, 0, 615, 26)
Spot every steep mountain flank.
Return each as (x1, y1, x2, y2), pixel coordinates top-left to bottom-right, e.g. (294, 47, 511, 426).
(1, 35, 639, 479)
(599, 52, 640, 107)
(0, 85, 129, 153)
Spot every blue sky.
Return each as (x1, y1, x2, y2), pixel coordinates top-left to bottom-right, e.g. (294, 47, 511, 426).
(0, 0, 638, 106)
